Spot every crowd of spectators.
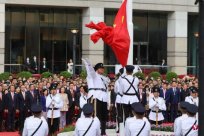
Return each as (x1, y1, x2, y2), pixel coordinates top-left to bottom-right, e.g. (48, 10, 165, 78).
(0, 73, 199, 134)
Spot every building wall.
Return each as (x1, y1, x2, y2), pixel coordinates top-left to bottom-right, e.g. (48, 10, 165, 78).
(0, 0, 199, 74)
(3, 0, 198, 13)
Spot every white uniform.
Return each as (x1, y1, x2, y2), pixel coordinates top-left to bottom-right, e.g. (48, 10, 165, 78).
(114, 79, 122, 104)
(74, 117, 101, 136)
(174, 114, 188, 136)
(46, 93, 63, 118)
(185, 96, 199, 120)
(181, 117, 198, 136)
(119, 75, 139, 104)
(149, 97, 166, 121)
(79, 94, 88, 118)
(125, 117, 151, 136)
(22, 116, 48, 136)
(82, 59, 110, 102)
(185, 96, 199, 106)
(79, 94, 88, 109)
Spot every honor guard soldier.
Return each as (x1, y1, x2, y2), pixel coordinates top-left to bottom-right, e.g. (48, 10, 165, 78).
(82, 58, 110, 135)
(125, 102, 151, 136)
(74, 103, 101, 136)
(46, 83, 63, 136)
(119, 65, 139, 120)
(180, 104, 198, 136)
(185, 86, 199, 106)
(114, 68, 125, 133)
(149, 86, 166, 125)
(174, 102, 189, 136)
(22, 104, 48, 136)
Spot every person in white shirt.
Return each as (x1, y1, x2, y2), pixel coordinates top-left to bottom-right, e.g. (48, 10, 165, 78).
(125, 102, 151, 136)
(74, 103, 101, 136)
(181, 104, 198, 136)
(22, 104, 48, 136)
(46, 83, 63, 136)
(174, 101, 190, 136)
(149, 86, 166, 125)
(79, 85, 88, 117)
(114, 68, 124, 133)
(119, 65, 139, 120)
(185, 86, 199, 106)
(82, 58, 110, 135)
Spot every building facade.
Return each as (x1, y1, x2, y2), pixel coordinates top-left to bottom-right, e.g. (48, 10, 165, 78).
(0, 0, 199, 74)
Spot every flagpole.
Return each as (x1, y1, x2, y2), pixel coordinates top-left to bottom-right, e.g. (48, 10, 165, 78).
(127, 0, 133, 65)
(120, 1, 133, 135)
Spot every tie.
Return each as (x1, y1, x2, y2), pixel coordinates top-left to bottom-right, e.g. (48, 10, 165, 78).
(23, 92, 25, 100)
(12, 92, 14, 101)
(173, 88, 175, 95)
(32, 91, 34, 98)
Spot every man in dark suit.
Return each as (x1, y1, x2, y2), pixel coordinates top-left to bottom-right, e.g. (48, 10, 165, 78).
(41, 57, 48, 73)
(160, 59, 167, 74)
(18, 85, 27, 134)
(138, 83, 147, 107)
(0, 86, 4, 131)
(159, 82, 169, 122)
(31, 56, 38, 74)
(25, 84, 41, 116)
(4, 85, 19, 131)
(180, 83, 190, 102)
(66, 82, 79, 125)
(24, 57, 31, 72)
(166, 81, 180, 122)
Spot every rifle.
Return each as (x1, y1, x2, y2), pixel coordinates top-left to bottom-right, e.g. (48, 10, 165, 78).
(51, 100, 54, 126)
(156, 107, 158, 127)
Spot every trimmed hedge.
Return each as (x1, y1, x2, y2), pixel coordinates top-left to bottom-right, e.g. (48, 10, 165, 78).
(17, 71, 32, 79)
(59, 71, 72, 79)
(0, 72, 11, 81)
(80, 69, 87, 79)
(41, 72, 53, 78)
(166, 72, 178, 82)
(133, 72, 145, 80)
(149, 71, 161, 80)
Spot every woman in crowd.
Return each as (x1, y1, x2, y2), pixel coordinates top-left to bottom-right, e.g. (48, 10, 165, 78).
(59, 87, 69, 130)
(41, 88, 48, 119)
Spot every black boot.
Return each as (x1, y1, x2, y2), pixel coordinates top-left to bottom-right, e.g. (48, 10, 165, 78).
(101, 121, 106, 135)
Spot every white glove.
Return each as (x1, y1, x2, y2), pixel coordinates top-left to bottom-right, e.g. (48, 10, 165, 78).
(85, 58, 92, 65)
(81, 58, 88, 65)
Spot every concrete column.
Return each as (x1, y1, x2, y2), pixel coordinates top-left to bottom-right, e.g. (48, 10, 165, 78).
(167, 11, 188, 75)
(82, 7, 104, 65)
(0, 4, 5, 73)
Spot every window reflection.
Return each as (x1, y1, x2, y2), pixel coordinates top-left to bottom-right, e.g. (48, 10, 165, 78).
(104, 10, 167, 66)
(5, 7, 82, 73)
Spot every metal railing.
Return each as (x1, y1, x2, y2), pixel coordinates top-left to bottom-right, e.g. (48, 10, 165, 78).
(0, 63, 198, 76)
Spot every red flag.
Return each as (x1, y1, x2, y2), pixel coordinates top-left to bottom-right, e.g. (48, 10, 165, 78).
(86, 0, 130, 67)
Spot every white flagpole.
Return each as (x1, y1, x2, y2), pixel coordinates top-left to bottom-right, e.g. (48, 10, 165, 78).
(119, 1, 133, 136)
(127, 0, 133, 65)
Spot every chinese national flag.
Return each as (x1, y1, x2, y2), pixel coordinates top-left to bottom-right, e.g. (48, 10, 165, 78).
(86, 0, 130, 67)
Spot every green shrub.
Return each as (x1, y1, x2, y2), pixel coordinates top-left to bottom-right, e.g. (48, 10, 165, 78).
(80, 69, 87, 79)
(166, 72, 178, 82)
(0, 72, 11, 81)
(133, 72, 145, 80)
(59, 71, 72, 79)
(41, 72, 53, 78)
(17, 71, 32, 79)
(62, 125, 75, 132)
(149, 71, 161, 80)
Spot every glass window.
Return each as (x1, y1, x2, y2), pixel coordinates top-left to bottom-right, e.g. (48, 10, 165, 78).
(188, 14, 199, 74)
(5, 6, 82, 73)
(104, 10, 167, 65)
